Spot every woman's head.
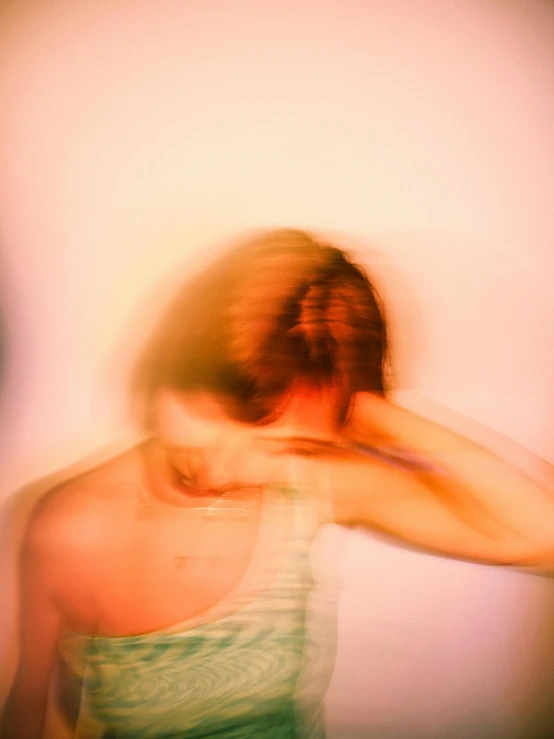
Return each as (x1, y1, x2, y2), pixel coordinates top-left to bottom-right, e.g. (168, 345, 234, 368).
(133, 228, 389, 431)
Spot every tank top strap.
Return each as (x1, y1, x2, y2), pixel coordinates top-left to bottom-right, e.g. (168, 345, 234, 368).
(270, 464, 326, 545)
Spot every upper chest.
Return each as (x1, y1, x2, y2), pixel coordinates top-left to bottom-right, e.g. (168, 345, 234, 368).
(62, 490, 293, 635)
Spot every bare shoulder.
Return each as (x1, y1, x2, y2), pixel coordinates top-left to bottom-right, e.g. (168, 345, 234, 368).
(22, 447, 142, 575)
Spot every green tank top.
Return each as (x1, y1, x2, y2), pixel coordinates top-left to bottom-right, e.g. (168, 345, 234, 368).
(54, 483, 337, 739)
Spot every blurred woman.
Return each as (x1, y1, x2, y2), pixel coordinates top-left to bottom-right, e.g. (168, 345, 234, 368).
(2, 228, 554, 739)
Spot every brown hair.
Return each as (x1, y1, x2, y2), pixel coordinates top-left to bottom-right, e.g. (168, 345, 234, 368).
(132, 228, 389, 425)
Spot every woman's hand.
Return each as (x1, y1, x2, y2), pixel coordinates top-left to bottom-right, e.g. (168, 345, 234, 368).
(344, 393, 397, 448)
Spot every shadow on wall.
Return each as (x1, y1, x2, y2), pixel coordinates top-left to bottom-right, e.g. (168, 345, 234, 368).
(0, 254, 9, 416)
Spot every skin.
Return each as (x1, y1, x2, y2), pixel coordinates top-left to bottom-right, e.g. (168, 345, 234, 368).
(2, 386, 554, 738)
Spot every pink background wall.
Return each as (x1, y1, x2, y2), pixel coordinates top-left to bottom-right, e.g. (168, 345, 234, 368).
(1, 1, 554, 736)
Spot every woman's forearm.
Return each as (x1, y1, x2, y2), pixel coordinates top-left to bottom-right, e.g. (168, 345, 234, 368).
(0, 687, 47, 739)
(347, 394, 554, 566)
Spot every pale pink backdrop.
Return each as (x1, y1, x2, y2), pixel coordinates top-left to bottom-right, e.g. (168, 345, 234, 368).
(1, 1, 554, 736)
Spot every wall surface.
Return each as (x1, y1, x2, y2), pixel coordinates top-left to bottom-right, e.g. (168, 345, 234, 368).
(1, 1, 554, 736)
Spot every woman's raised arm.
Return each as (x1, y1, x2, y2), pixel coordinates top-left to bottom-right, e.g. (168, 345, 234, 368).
(330, 393, 554, 568)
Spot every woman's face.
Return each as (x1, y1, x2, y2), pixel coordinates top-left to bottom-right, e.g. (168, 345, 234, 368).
(151, 386, 343, 498)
